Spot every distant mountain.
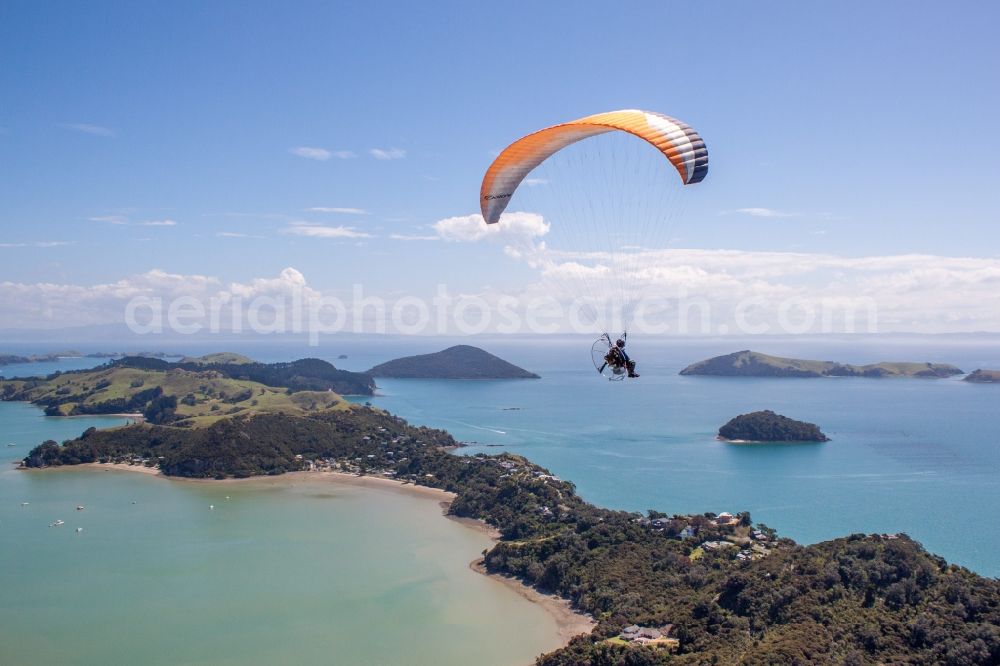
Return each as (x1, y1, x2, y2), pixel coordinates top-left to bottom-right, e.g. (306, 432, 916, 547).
(964, 369, 1000, 383)
(719, 410, 829, 442)
(680, 350, 963, 378)
(367, 345, 539, 379)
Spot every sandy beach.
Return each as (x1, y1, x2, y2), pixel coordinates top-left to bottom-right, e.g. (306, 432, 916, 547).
(80, 461, 161, 475)
(471, 560, 596, 643)
(69, 462, 595, 648)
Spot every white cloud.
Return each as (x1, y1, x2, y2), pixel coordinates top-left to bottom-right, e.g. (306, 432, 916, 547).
(216, 232, 264, 239)
(2, 254, 1000, 334)
(390, 234, 438, 241)
(138, 219, 177, 227)
(433, 212, 549, 244)
(89, 215, 128, 225)
(730, 207, 796, 218)
(369, 147, 406, 160)
(1, 241, 73, 248)
(307, 207, 370, 215)
(228, 267, 314, 299)
(432, 211, 551, 266)
(290, 146, 332, 161)
(331, 150, 356, 159)
(283, 222, 372, 239)
(59, 123, 115, 137)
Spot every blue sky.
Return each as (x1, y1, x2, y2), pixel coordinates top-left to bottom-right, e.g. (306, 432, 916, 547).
(1, 1, 999, 332)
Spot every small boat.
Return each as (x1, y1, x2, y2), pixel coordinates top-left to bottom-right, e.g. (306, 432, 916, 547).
(76, 506, 85, 511)
(209, 505, 214, 510)
(75, 527, 83, 533)
(50, 520, 65, 527)
(6, 443, 15, 447)
(21, 502, 29, 507)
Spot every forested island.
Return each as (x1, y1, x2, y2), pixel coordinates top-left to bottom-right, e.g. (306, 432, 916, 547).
(0, 355, 374, 424)
(965, 369, 1000, 383)
(718, 410, 829, 442)
(681, 350, 964, 378)
(367, 345, 540, 379)
(14, 355, 1000, 665)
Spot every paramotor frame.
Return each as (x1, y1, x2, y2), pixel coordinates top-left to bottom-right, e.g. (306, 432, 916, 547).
(591, 333, 627, 381)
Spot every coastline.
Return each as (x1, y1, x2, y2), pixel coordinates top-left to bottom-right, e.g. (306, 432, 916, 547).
(57, 412, 144, 420)
(471, 559, 596, 643)
(69, 462, 595, 648)
(717, 436, 825, 445)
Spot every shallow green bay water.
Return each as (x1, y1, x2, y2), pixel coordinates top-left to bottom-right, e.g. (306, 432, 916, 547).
(0, 403, 558, 666)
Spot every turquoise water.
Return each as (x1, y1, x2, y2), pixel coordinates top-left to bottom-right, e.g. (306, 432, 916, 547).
(0, 402, 560, 666)
(330, 336, 1000, 577)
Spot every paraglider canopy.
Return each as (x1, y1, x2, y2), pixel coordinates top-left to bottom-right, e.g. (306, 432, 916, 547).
(481, 109, 708, 225)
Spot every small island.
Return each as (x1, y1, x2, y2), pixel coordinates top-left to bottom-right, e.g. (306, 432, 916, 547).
(681, 350, 963, 378)
(367, 345, 540, 379)
(718, 410, 829, 443)
(964, 369, 1000, 383)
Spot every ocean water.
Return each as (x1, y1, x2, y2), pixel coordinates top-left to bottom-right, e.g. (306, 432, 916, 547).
(330, 335, 1000, 576)
(0, 402, 560, 666)
(2, 333, 998, 600)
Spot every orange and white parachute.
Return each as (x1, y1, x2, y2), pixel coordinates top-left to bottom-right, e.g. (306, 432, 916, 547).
(480, 109, 708, 225)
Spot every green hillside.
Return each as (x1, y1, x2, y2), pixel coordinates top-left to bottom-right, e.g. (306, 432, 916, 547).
(0, 359, 350, 427)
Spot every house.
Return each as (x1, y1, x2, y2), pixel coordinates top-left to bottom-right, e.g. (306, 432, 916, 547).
(679, 525, 697, 539)
(651, 517, 670, 529)
(716, 512, 735, 525)
(618, 624, 677, 650)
